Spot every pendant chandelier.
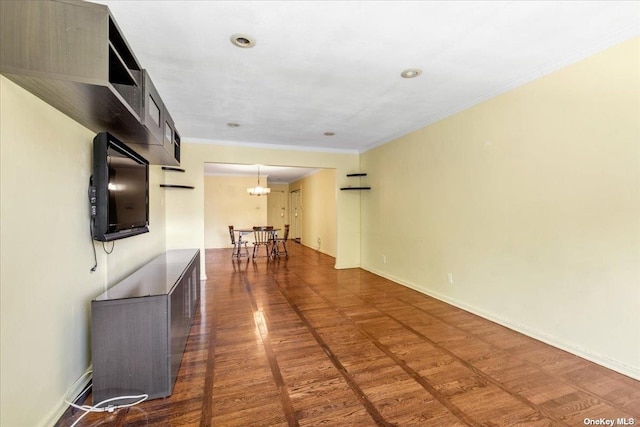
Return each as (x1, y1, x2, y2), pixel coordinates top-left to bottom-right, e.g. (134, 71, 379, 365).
(247, 165, 271, 196)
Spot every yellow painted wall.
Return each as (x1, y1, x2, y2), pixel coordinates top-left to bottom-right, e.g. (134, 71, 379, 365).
(360, 37, 640, 378)
(0, 76, 167, 426)
(204, 175, 267, 248)
(290, 169, 337, 256)
(166, 143, 360, 270)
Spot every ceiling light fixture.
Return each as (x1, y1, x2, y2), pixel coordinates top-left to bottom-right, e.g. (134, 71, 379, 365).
(230, 33, 256, 48)
(324, 131, 335, 136)
(401, 68, 422, 79)
(247, 165, 271, 196)
(227, 122, 240, 127)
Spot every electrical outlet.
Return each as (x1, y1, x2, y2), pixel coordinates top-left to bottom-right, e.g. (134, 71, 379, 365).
(382, 255, 387, 264)
(447, 273, 454, 285)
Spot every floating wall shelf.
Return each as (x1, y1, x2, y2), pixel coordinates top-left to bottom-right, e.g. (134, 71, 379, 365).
(160, 184, 194, 189)
(341, 172, 371, 191)
(340, 186, 371, 190)
(161, 166, 192, 188)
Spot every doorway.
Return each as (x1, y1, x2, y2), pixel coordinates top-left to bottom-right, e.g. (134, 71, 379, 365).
(290, 189, 302, 243)
(267, 190, 286, 231)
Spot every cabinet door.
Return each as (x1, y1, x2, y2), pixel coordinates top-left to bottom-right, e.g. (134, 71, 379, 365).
(163, 109, 177, 161)
(183, 272, 192, 325)
(181, 264, 199, 326)
(92, 296, 170, 401)
(190, 266, 199, 313)
(142, 70, 164, 144)
(169, 280, 187, 387)
(173, 129, 181, 163)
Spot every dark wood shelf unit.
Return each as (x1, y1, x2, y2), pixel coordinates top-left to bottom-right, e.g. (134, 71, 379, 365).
(0, 0, 180, 166)
(346, 173, 367, 177)
(91, 249, 200, 403)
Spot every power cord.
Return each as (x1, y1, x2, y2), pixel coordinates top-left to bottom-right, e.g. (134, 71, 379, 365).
(88, 178, 98, 272)
(65, 370, 148, 427)
(89, 217, 98, 273)
(88, 176, 115, 273)
(102, 240, 115, 254)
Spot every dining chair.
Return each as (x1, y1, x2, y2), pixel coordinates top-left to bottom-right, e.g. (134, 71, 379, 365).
(252, 226, 273, 260)
(272, 224, 289, 258)
(229, 225, 248, 258)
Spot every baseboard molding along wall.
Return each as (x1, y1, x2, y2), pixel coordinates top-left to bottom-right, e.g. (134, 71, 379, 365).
(362, 266, 640, 382)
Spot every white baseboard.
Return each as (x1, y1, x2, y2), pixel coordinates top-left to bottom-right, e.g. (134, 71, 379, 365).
(362, 266, 640, 381)
(300, 241, 333, 258)
(335, 263, 360, 269)
(42, 365, 92, 427)
(297, 241, 360, 269)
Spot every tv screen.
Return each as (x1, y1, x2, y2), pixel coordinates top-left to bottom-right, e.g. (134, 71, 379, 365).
(92, 132, 149, 242)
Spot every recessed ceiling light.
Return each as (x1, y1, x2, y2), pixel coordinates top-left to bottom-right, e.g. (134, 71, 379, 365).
(324, 131, 335, 136)
(230, 33, 255, 48)
(227, 122, 240, 127)
(401, 68, 422, 79)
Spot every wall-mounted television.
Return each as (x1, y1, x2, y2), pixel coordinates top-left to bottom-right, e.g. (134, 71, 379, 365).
(92, 132, 149, 242)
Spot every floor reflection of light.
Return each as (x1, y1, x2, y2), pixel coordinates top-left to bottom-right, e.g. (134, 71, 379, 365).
(253, 310, 268, 338)
(198, 282, 207, 334)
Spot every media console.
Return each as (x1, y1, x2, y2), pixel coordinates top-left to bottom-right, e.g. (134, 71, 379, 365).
(91, 249, 200, 404)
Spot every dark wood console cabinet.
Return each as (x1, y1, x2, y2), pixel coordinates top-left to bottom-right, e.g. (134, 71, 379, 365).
(91, 249, 200, 403)
(0, 0, 180, 165)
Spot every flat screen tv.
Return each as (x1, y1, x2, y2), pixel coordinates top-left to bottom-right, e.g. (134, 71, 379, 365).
(92, 132, 149, 242)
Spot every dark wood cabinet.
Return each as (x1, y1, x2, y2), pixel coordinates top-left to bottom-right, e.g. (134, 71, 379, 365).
(91, 249, 200, 404)
(142, 70, 181, 162)
(0, 0, 180, 166)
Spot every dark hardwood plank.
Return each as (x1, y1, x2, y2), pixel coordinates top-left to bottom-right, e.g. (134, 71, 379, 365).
(58, 244, 640, 426)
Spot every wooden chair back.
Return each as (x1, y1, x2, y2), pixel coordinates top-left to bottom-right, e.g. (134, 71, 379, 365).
(228, 225, 236, 244)
(252, 226, 272, 245)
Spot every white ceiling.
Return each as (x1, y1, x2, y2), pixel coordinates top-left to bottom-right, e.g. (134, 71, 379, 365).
(96, 0, 639, 155)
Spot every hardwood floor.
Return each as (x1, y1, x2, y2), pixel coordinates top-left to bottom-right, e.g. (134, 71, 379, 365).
(60, 244, 640, 426)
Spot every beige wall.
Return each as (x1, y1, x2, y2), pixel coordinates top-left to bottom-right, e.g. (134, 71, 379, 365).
(360, 37, 640, 379)
(204, 175, 267, 248)
(290, 169, 337, 256)
(0, 76, 168, 426)
(166, 143, 361, 270)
